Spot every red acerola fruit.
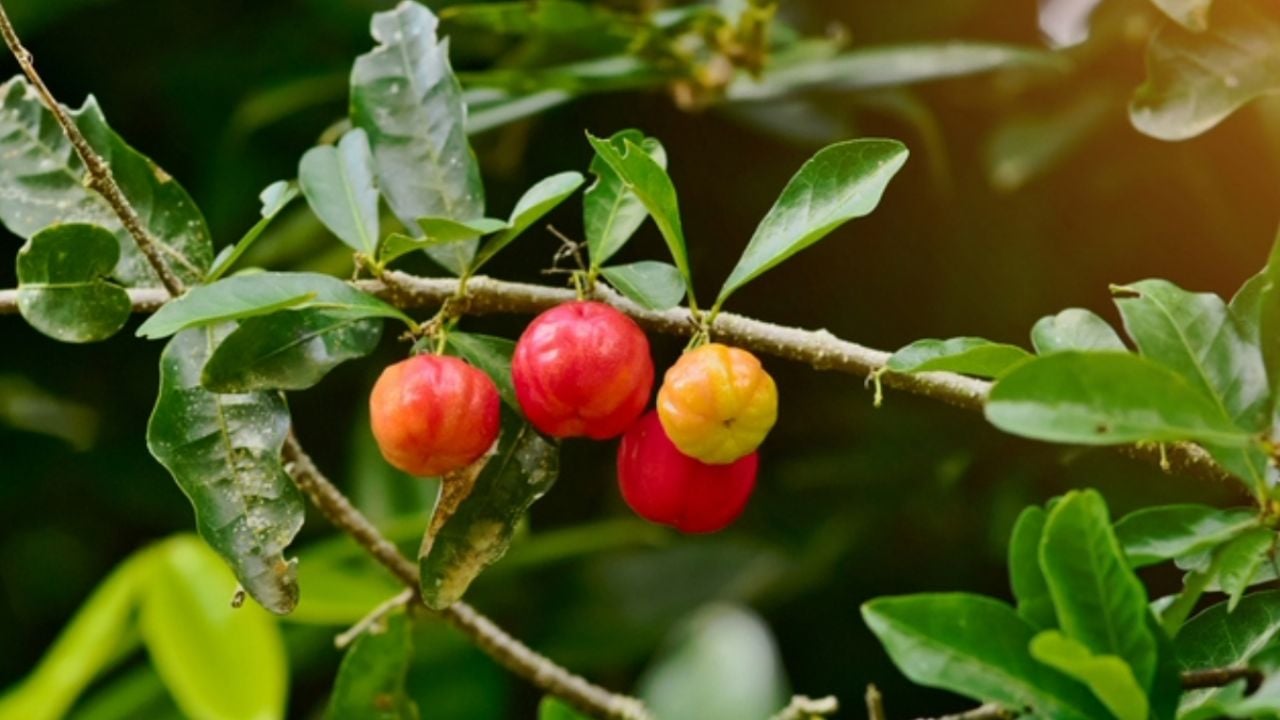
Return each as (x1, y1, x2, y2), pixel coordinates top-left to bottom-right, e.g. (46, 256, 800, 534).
(512, 301, 654, 439)
(617, 411, 758, 533)
(370, 354, 501, 477)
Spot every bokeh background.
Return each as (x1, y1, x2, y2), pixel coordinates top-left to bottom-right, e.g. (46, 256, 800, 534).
(1, 0, 1278, 717)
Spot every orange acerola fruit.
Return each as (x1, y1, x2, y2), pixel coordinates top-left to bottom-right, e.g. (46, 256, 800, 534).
(656, 343, 777, 464)
(512, 301, 653, 439)
(369, 354, 501, 477)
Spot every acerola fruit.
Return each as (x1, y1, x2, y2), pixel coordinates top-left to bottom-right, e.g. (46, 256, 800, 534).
(370, 354, 501, 477)
(657, 343, 777, 464)
(617, 411, 757, 533)
(512, 301, 653, 439)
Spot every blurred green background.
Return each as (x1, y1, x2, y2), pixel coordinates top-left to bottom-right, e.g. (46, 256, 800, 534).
(1, 0, 1277, 717)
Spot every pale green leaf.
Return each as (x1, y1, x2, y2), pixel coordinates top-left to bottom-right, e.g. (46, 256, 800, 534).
(584, 129, 666, 267)
(1029, 631, 1149, 720)
(887, 337, 1030, 379)
(1030, 308, 1127, 354)
(299, 128, 380, 255)
(16, 223, 131, 343)
(1114, 504, 1258, 568)
(473, 171, 584, 271)
(600, 261, 685, 311)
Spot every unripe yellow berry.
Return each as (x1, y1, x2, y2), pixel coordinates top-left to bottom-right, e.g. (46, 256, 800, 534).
(657, 343, 777, 464)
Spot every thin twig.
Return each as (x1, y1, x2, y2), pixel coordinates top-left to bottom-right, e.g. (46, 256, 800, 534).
(0, 2, 186, 297)
(1181, 666, 1264, 693)
(918, 705, 1014, 720)
(334, 588, 415, 649)
(865, 685, 886, 720)
(770, 694, 839, 720)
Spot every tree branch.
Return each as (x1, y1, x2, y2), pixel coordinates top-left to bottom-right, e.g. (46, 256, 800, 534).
(0, 2, 186, 297)
(769, 694, 839, 720)
(1181, 666, 1264, 693)
(281, 435, 652, 720)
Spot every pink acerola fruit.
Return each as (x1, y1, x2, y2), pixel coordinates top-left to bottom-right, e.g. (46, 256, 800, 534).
(512, 301, 654, 439)
(370, 354, 501, 477)
(617, 411, 758, 533)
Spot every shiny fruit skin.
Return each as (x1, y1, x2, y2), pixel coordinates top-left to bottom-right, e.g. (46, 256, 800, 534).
(657, 343, 777, 464)
(617, 411, 757, 533)
(512, 301, 654, 439)
(370, 354, 501, 477)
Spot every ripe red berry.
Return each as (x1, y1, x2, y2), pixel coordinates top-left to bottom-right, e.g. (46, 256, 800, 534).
(512, 301, 653, 439)
(617, 411, 758, 533)
(370, 354, 501, 477)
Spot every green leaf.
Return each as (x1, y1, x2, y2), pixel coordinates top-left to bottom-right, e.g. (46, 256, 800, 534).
(600, 261, 686, 311)
(584, 129, 667, 267)
(1215, 527, 1277, 611)
(138, 271, 409, 339)
(417, 216, 508, 243)
(419, 415, 559, 609)
(379, 232, 474, 266)
(299, 128, 380, 255)
(637, 604, 787, 720)
(586, 132, 694, 303)
(1149, 0, 1213, 31)
(1114, 504, 1259, 568)
(1009, 506, 1056, 631)
(1130, 0, 1280, 140)
(727, 43, 1067, 101)
(327, 610, 420, 720)
(1177, 591, 1280, 714)
(716, 139, 908, 307)
(206, 181, 300, 283)
(985, 351, 1252, 447)
(1038, 490, 1157, 690)
(352, 2, 485, 275)
(1029, 631, 1149, 720)
(139, 536, 287, 720)
(15, 223, 131, 343)
(0, 77, 212, 287)
(442, 1, 637, 42)
(201, 309, 383, 393)
(1114, 279, 1269, 430)
(886, 337, 1030, 379)
(473, 171, 585, 271)
(538, 697, 591, 720)
(444, 332, 518, 411)
(146, 327, 305, 614)
(1030, 308, 1127, 354)
(0, 551, 150, 720)
(862, 593, 1108, 719)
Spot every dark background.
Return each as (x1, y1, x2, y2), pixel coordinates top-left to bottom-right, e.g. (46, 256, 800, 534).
(1, 0, 1276, 717)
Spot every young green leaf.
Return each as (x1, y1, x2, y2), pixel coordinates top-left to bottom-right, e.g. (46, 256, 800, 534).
(16, 224, 131, 343)
(137, 272, 410, 339)
(298, 128, 380, 255)
(1008, 506, 1056, 631)
(1038, 490, 1157, 690)
(147, 327, 305, 614)
(985, 351, 1252, 447)
(0, 550, 151, 720)
(1113, 279, 1269, 430)
(1113, 504, 1259, 568)
(472, 171, 585, 271)
(886, 337, 1030, 379)
(715, 139, 908, 307)
(1176, 591, 1280, 715)
(1029, 631, 1149, 720)
(379, 232, 473, 266)
(637, 605, 787, 720)
(586, 132, 694, 304)
(1130, 0, 1280, 141)
(205, 181, 300, 283)
(352, 2, 485, 275)
(584, 129, 666, 267)
(862, 593, 1108, 719)
(1214, 528, 1277, 612)
(417, 216, 509, 243)
(327, 610, 419, 720)
(1030, 308, 1127, 354)
(444, 332, 518, 411)
(139, 537, 287, 720)
(600, 261, 685, 311)
(201, 309, 383, 393)
(0, 78, 212, 287)
(419, 415, 558, 609)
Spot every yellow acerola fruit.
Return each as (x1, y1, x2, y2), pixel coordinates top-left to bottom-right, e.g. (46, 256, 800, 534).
(657, 343, 778, 464)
